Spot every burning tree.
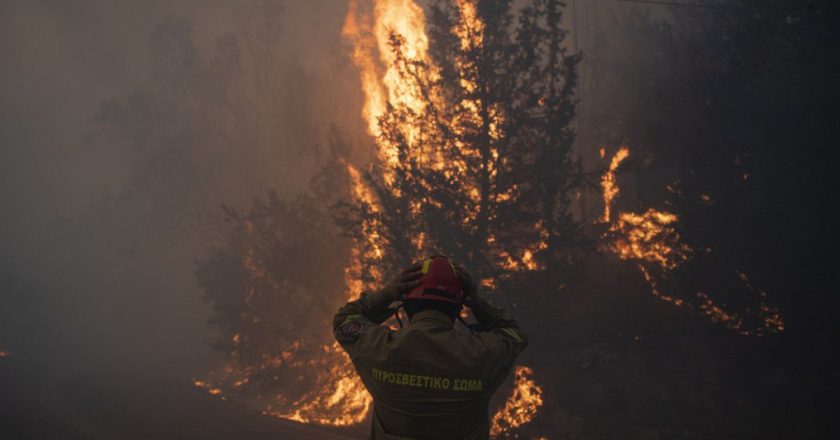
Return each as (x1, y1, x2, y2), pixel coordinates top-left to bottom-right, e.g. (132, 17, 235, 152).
(335, 0, 582, 436)
(340, 0, 584, 299)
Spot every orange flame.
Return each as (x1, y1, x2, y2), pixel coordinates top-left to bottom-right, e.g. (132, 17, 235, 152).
(607, 209, 691, 272)
(599, 146, 629, 223)
(269, 343, 371, 426)
(250, 163, 378, 426)
(490, 366, 544, 437)
(343, 0, 432, 170)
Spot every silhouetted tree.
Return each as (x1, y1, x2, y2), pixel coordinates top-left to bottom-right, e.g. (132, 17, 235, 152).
(196, 191, 350, 363)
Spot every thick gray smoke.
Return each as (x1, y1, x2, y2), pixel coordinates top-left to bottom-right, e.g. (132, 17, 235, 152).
(0, 0, 367, 376)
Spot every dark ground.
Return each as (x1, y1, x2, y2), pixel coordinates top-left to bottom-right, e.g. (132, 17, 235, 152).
(511, 253, 838, 439)
(0, 357, 362, 440)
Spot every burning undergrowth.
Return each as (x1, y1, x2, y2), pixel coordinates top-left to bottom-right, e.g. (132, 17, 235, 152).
(598, 147, 784, 337)
(194, 189, 371, 425)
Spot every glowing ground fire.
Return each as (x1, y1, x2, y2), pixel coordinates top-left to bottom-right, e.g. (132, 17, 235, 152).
(599, 147, 784, 336)
(490, 366, 545, 437)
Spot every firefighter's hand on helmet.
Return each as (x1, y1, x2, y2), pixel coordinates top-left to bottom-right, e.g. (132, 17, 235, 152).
(454, 264, 480, 305)
(376, 263, 423, 303)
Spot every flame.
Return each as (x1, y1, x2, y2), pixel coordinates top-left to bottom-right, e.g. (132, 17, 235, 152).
(607, 209, 691, 272)
(490, 366, 544, 437)
(343, 0, 432, 170)
(343, 0, 544, 274)
(194, 189, 374, 426)
(696, 272, 785, 337)
(599, 146, 629, 223)
(497, 222, 549, 272)
(208, 164, 384, 426)
(0, 350, 10, 358)
(453, 0, 484, 54)
(268, 343, 371, 426)
(343, 0, 548, 277)
(347, 162, 387, 265)
(600, 148, 784, 336)
(196, 343, 372, 426)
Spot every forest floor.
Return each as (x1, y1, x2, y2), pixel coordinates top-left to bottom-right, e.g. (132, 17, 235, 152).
(0, 357, 363, 440)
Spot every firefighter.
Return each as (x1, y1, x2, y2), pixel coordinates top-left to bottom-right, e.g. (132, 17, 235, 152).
(333, 256, 528, 440)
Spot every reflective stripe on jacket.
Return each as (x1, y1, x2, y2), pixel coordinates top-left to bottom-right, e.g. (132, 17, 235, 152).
(334, 291, 527, 440)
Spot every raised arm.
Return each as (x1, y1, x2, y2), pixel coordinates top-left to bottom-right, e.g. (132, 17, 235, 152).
(455, 264, 528, 390)
(333, 264, 422, 357)
(455, 264, 527, 341)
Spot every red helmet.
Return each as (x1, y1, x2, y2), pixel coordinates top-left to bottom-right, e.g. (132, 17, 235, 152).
(404, 256, 463, 304)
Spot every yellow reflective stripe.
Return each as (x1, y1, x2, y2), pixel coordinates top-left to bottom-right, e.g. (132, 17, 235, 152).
(422, 259, 431, 274)
(371, 368, 483, 392)
(339, 314, 367, 327)
(499, 327, 524, 343)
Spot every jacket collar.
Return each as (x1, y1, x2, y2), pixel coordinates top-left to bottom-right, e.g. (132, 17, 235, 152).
(408, 309, 455, 329)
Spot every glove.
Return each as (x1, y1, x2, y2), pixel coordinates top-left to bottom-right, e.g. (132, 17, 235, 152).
(373, 262, 423, 303)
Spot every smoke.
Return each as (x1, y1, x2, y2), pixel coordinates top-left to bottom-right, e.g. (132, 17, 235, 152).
(0, 0, 365, 376)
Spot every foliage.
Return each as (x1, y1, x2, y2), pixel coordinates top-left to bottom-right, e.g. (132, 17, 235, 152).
(196, 190, 350, 363)
(193, 124, 355, 404)
(337, 0, 584, 299)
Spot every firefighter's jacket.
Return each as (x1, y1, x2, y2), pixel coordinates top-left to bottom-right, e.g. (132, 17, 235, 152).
(333, 291, 528, 440)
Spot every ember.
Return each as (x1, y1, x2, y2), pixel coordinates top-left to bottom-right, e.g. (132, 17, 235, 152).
(599, 146, 630, 223)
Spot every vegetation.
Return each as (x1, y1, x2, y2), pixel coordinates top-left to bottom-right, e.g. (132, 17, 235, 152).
(337, 0, 584, 303)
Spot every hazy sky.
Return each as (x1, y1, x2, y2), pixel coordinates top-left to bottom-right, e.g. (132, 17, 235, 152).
(0, 0, 359, 374)
(1, 1, 356, 249)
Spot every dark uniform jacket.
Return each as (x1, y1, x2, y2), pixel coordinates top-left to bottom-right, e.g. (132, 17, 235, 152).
(333, 291, 527, 440)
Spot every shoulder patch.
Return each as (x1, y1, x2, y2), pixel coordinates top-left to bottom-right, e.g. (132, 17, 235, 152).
(340, 321, 363, 337)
